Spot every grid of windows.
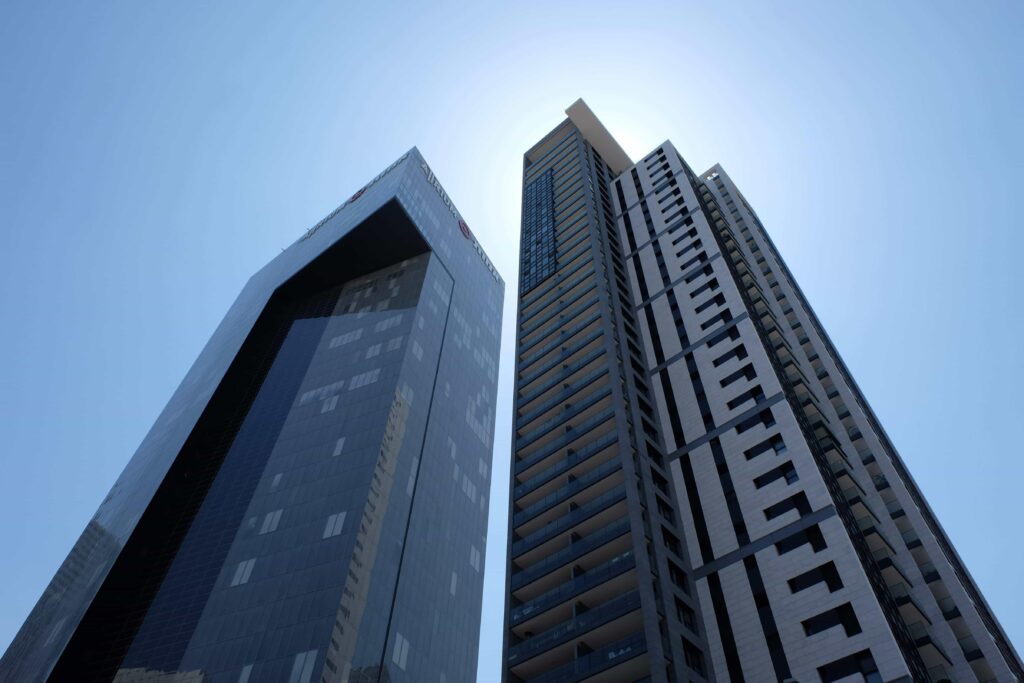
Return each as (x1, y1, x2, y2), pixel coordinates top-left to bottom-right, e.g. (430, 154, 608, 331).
(520, 168, 556, 292)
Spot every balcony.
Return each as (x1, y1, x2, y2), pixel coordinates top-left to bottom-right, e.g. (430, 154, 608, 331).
(936, 596, 961, 621)
(507, 591, 642, 666)
(889, 581, 930, 626)
(513, 457, 622, 531)
(519, 308, 601, 357)
(517, 366, 610, 430)
(521, 282, 599, 338)
(514, 432, 618, 504)
(511, 517, 632, 594)
(518, 335, 604, 392)
(510, 551, 636, 629)
(521, 254, 594, 313)
(520, 293, 600, 350)
(512, 485, 628, 561)
(516, 387, 613, 452)
(514, 408, 617, 479)
(518, 316, 602, 373)
(519, 265, 595, 328)
(523, 632, 647, 683)
(907, 621, 953, 670)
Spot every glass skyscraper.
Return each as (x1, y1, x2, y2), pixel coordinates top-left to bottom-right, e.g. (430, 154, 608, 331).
(2, 149, 503, 683)
(503, 100, 1021, 683)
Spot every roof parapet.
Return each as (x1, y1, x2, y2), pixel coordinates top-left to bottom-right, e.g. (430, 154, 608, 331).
(565, 99, 633, 175)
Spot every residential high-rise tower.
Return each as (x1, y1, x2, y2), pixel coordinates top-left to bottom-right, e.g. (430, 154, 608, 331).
(2, 149, 503, 683)
(503, 100, 1021, 683)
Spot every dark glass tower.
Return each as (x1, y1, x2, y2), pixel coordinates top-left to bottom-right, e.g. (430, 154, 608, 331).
(503, 101, 1022, 683)
(2, 149, 503, 683)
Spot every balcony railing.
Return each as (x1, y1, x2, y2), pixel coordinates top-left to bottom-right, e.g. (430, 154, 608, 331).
(510, 550, 636, 626)
(513, 457, 622, 528)
(517, 366, 610, 429)
(507, 591, 642, 665)
(514, 408, 616, 475)
(514, 432, 618, 500)
(512, 485, 627, 558)
(519, 334, 603, 389)
(517, 387, 613, 450)
(523, 631, 647, 683)
(519, 314, 601, 370)
(511, 517, 631, 591)
(520, 310, 601, 357)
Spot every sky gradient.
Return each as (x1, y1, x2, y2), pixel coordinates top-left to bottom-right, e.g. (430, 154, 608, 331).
(1, 2, 1021, 680)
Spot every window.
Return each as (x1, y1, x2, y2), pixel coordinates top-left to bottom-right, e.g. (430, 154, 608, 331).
(788, 561, 843, 594)
(817, 649, 881, 683)
(392, 633, 410, 671)
(802, 602, 862, 637)
(288, 649, 318, 683)
(332, 437, 346, 456)
(734, 409, 775, 434)
(230, 558, 256, 586)
(764, 491, 811, 521)
(753, 461, 798, 488)
(470, 545, 481, 571)
(712, 344, 747, 367)
(689, 277, 719, 299)
(745, 434, 786, 460)
(259, 509, 282, 534)
(323, 512, 346, 539)
(720, 363, 756, 388)
(329, 328, 362, 348)
(372, 314, 399, 332)
(365, 343, 381, 359)
(349, 368, 381, 390)
(694, 292, 725, 314)
(727, 384, 765, 410)
(775, 524, 826, 555)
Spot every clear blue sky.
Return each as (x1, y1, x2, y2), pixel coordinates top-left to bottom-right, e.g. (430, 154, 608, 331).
(1, 1, 1021, 679)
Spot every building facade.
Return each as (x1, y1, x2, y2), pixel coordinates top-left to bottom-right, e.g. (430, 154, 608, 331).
(503, 100, 1022, 683)
(2, 149, 503, 683)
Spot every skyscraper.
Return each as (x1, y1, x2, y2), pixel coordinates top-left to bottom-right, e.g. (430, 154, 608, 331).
(2, 149, 503, 683)
(503, 100, 1021, 683)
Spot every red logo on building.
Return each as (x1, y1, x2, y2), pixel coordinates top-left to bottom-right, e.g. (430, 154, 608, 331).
(348, 187, 366, 204)
(458, 219, 473, 240)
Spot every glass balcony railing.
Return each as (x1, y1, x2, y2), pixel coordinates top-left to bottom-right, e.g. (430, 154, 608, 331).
(507, 591, 642, 665)
(519, 314, 601, 370)
(520, 308, 601, 356)
(520, 285, 599, 337)
(514, 408, 616, 475)
(511, 517, 631, 591)
(522, 631, 647, 683)
(512, 485, 627, 558)
(522, 255, 594, 308)
(516, 386, 613, 450)
(514, 432, 618, 500)
(513, 457, 622, 528)
(517, 366, 610, 429)
(521, 259, 593, 315)
(518, 348, 606, 404)
(510, 550, 635, 626)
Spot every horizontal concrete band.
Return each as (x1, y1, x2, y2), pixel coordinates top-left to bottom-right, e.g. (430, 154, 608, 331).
(634, 252, 723, 310)
(649, 312, 750, 374)
(694, 504, 838, 579)
(664, 392, 786, 462)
